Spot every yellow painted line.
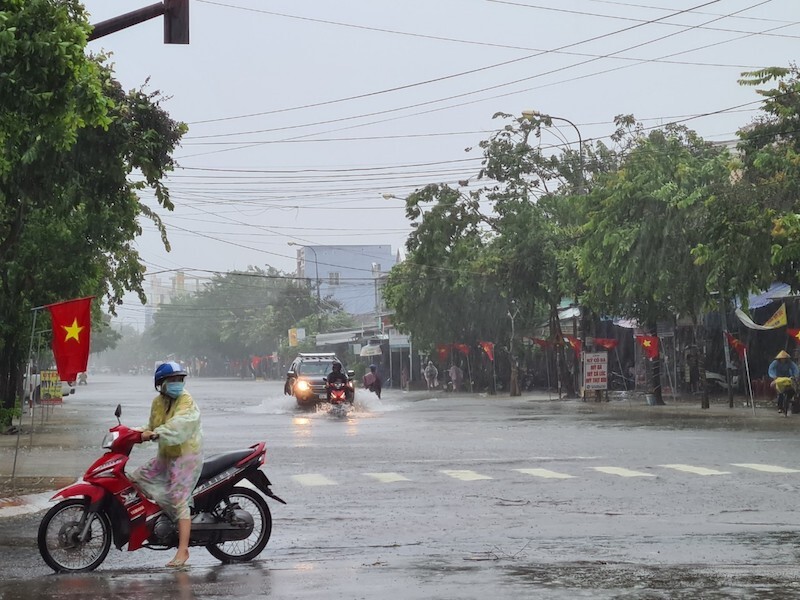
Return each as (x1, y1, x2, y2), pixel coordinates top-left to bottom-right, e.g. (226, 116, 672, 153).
(291, 474, 338, 486)
(660, 464, 730, 476)
(732, 463, 800, 474)
(515, 468, 575, 479)
(364, 472, 411, 483)
(592, 466, 655, 478)
(440, 470, 493, 481)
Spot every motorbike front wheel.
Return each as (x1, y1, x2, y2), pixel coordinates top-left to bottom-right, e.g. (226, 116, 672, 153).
(206, 487, 272, 563)
(37, 499, 112, 573)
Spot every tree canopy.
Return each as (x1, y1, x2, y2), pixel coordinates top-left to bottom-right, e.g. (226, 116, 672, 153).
(0, 0, 185, 413)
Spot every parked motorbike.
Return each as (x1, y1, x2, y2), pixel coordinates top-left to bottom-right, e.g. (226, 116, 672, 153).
(326, 379, 352, 418)
(37, 404, 285, 573)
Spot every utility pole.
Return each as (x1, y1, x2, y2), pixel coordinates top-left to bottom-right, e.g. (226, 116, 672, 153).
(88, 0, 189, 44)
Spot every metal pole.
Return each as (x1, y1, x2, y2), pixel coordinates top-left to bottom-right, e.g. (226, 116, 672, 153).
(744, 349, 755, 416)
(718, 296, 735, 408)
(12, 308, 40, 486)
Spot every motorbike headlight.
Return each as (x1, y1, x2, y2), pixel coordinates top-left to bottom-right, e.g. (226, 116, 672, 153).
(295, 380, 310, 392)
(101, 431, 119, 450)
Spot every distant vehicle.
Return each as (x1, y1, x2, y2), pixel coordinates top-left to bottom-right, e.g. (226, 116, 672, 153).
(285, 353, 354, 409)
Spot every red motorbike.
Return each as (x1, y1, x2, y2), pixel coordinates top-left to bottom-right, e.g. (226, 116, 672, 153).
(325, 379, 353, 418)
(37, 404, 285, 573)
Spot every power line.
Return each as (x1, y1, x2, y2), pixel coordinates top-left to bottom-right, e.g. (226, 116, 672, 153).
(185, 0, 725, 139)
(189, 0, 770, 127)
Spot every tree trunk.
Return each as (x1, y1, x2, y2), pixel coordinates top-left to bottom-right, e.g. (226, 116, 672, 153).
(550, 304, 575, 398)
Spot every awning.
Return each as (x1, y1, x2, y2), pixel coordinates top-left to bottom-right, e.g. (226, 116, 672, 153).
(316, 329, 362, 346)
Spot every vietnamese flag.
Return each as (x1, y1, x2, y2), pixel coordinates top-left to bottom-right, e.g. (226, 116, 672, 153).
(564, 335, 582, 358)
(788, 329, 800, 342)
(435, 343, 451, 363)
(479, 341, 494, 362)
(46, 297, 93, 382)
(453, 343, 470, 357)
(593, 337, 619, 350)
(635, 335, 659, 360)
(724, 332, 747, 360)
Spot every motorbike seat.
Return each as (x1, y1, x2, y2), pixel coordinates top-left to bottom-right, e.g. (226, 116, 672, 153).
(199, 449, 253, 481)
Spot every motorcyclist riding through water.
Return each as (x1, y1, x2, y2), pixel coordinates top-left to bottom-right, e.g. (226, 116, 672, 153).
(325, 361, 351, 402)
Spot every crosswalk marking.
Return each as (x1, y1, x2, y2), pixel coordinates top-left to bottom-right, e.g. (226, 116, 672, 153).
(660, 464, 730, 476)
(441, 469, 492, 481)
(515, 468, 575, 479)
(292, 474, 338, 486)
(592, 466, 655, 478)
(364, 472, 411, 483)
(732, 463, 800, 474)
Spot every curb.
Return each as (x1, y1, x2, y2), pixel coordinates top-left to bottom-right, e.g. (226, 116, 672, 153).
(0, 491, 53, 519)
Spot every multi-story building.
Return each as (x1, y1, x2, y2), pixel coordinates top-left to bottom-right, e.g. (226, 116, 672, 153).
(143, 271, 202, 329)
(292, 245, 397, 319)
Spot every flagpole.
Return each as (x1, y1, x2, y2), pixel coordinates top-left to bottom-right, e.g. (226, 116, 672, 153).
(12, 306, 41, 487)
(744, 348, 755, 416)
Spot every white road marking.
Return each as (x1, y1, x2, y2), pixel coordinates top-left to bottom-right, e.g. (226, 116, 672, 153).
(592, 466, 655, 478)
(364, 472, 411, 483)
(440, 470, 493, 481)
(514, 468, 576, 479)
(732, 463, 800, 474)
(660, 464, 730, 476)
(291, 474, 338, 486)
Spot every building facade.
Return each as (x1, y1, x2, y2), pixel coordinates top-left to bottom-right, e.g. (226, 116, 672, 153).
(293, 245, 396, 317)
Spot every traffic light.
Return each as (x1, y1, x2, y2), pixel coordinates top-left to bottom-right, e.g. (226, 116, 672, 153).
(164, 0, 189, 44)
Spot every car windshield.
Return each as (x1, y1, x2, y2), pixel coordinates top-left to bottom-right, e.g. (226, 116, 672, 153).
(298, 362, 332, 376)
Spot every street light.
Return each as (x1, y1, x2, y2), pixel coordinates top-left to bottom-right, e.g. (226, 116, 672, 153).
(522, 110, 586, 398)
(521, 110, 585, 195)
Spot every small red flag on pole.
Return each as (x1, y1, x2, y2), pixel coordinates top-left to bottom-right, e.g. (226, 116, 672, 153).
(46, 297, 93, 382)
(724, 332, 747, 360)
(788, 328, 800, 342)
(564, 335, 582, 358)
(593, 337, 619, 350)
(479, 341, 494, 362)
(635, 335, 659, 360)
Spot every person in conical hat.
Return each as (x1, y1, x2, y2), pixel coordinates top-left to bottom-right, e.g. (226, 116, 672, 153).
(769, 350, 799, 413)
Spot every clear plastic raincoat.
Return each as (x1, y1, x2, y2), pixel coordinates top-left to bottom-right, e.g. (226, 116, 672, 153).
(131, 390, 203, 521)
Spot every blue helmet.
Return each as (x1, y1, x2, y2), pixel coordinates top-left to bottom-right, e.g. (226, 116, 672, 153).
(369, 364, 377, 371)
(154, 361, 187, 390)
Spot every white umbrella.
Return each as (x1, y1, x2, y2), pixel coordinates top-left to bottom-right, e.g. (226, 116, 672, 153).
(359, 345, 382, 357)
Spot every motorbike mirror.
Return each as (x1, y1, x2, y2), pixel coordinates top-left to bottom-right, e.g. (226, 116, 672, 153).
(347, 370, 355, 378)
(322, 377, 328, 382)
(114, 404, 122, 423)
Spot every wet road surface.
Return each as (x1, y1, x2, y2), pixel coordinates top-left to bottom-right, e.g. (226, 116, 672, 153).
(2, 376, 800, 598)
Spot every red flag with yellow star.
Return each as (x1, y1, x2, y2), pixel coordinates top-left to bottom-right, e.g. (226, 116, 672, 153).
(46, 297, 93, 382)
(635, 335, 659, 360)
(788, 329, 800, 342)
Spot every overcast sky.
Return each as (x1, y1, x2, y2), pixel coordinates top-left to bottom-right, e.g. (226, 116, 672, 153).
(80, 0, 800, 328)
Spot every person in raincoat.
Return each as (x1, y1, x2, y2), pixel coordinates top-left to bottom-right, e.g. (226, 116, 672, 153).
(362, 364, 382, 399)
(132, 361, 203, 568)
(424, 361, 439, 390)
(768, 350, 800, 413)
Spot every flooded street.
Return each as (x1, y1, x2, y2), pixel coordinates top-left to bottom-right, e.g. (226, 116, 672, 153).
(3, 375, 800, 598)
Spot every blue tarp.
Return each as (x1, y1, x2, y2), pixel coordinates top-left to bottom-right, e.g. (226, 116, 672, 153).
(740, 282, 792, 310)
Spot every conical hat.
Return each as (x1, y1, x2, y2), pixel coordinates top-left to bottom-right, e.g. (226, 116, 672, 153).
(776, 350, 791, 359)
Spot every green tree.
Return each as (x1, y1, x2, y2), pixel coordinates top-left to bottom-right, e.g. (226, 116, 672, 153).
(578, 121, 730, 403)
(0, 0, 185, 415)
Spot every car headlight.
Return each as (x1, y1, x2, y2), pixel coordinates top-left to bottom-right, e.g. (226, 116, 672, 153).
(295, 380, 310, 392)
(101, 431, 119, 450)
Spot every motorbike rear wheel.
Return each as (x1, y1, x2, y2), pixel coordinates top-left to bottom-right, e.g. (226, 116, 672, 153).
(37, 499, 112, 573)
(206, 487, 272, 563)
